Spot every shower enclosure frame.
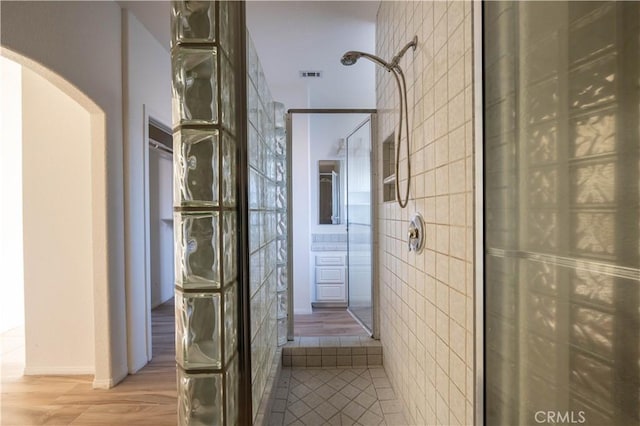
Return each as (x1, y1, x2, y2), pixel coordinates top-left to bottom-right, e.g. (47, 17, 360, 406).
(473, 2, 485, 426)
(285, 108, 379, 340)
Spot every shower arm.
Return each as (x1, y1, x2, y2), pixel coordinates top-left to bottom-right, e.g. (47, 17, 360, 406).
(390, 36, 418, 68)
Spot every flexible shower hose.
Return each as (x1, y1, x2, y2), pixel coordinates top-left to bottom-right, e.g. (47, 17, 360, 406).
(390, 66, 411, 209)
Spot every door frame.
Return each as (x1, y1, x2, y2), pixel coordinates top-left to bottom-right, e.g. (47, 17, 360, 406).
(344, 115, 377, 337)
(285, 109, 377, 340)
(141, 106, 173, 363)
(473, 1, 485, 425)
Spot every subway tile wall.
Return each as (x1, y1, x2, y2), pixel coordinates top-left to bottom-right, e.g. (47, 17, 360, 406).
(375, 1, 475, 425)
(247, 32, 279, 422)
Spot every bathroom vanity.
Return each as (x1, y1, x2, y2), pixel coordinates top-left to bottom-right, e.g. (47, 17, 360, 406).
(311, 234, 347, 307)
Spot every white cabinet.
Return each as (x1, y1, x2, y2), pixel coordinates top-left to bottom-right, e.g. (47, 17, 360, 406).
(313, 253, 346, 305)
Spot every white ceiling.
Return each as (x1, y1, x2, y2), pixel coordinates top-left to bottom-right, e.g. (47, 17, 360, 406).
(246, 1, 378, 109)
(120, 0, 379, 110)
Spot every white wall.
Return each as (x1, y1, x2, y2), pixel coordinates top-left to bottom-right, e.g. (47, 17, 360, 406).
(1, 0, 126, 387)
(21, 67, 95, 374)
(0, 56, 24, 334)
(121, 10, 172, 374)
(291, 114, 312, 314)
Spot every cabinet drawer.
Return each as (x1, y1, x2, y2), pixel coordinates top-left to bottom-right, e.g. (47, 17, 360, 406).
(315, 255, 344, 266)
(316, 267, 344, 283)
(317, 284, 345, 301)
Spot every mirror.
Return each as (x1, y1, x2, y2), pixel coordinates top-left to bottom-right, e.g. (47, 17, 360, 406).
(318, 160, 341, 224)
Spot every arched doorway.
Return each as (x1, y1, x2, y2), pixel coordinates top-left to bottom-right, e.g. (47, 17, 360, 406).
(0, 48, 111, 386)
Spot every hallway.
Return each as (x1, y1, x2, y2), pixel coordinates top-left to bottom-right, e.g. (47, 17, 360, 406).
(0, 300, 177, 425)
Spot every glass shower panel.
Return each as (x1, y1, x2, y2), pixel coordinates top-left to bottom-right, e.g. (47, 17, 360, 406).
(483, 2, 639, 425)
(346, 118, 373, 333)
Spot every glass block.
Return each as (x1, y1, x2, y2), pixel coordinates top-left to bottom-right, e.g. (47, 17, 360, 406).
(276, 184, 286, 210)
(571, 161, 615, 205)
(249, 211, 260, 254)
(571, 111, 616, 158)
(571, 307, 613, 358)
(221, 133, 236, 206)
(177, 369, 223, 426)
(573, 212, 615, 255)
(263, 212, 274, 243)
(249, 124, 259, 168)
(276, 239, 287, 264)
(222, 211, 237, 284)
(569, 54, 616, 111)
(174, 129, 219, 207)
(267, 271, 277, 301)
(276, 265, 287, 292)
(225, 355, 239, 425)
(524, 77, 558, 126)
(276, 159, 286, 183)
(175, 212, 220, 288)
(249, 168, 259, 210)
(171, 1, 215, 46)
(528, 168, 557, 205)
(273, 101, 285, 129)
(275, 133, 286, 156)
(276, 212, 287, 237)
(175, 291, 221, 369)
(527, 122, 557, 165)
(570, 352, 614, 410)
(218, 0, 236, 60)
(277, 318, 287, 346)
(249, 252, 260, 297)
(247, 32, 259, 86)
(277, 291, 287, 319)
(221, 53, 236, 134)
(172, 47, 218, 126)
(224, 283, 237, 363)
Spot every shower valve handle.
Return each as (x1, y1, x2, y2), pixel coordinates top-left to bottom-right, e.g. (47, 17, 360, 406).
(407, 213, 425, 253)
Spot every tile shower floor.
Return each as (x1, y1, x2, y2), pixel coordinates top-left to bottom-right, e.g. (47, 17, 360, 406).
(268, 367, 408, 425)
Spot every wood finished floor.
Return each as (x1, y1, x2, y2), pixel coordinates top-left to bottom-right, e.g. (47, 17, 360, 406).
(1, 300, 177, 425)
(1, 304, 368, 424)
(294, 309, 368, 337)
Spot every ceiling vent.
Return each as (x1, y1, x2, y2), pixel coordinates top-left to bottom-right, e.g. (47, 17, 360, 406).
(299, 70, 323, 78)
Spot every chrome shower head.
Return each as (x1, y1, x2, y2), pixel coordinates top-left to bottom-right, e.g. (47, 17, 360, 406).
(340, 51, 362, 66)
(340, 51, 393, 71)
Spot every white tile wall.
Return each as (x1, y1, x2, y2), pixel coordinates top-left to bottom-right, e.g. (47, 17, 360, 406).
(375, 1, 474, 425)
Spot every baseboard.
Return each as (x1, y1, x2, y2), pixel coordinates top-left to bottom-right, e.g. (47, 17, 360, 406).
(92, 369, 128, 389)
(311, 302, 347, 309)
(24, 366, 94, 376)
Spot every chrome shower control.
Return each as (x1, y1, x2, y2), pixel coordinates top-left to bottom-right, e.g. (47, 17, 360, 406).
(408, 213, 425, 254)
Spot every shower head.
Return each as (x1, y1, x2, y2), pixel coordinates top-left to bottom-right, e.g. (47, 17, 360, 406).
(340, 51, 361, 66)
(340, 51, 393, 71)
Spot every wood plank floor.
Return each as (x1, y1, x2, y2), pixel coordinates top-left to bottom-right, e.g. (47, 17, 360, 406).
(293, 308, 368, 337)
(1, 303, 368, 424)
(1, 300, 177, 425)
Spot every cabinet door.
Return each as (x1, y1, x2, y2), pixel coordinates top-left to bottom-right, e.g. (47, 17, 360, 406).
(317, 284, 345, 301)
(315, 267, 344, 283)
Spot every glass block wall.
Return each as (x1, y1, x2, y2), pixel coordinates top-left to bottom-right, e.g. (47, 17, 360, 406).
(273, 101, 288, 347)
(247, 33, 284, 421)
(484, 2, 640, 425)
(170, 2, 240, 424)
